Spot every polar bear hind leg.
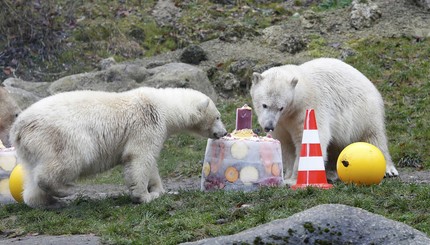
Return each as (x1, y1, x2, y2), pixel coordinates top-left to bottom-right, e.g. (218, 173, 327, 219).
(362, 130, 399, 177)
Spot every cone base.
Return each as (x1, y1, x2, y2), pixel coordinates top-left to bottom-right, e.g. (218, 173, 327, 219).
(291, 183, 333, 190)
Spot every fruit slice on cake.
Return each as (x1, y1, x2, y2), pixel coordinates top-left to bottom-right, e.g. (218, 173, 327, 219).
(271, 163, 281, 177)
(203, 162, 211, 177)
(240, 166, 259, 185)
(230, 141, 249, 160)
(225, 166, 239, 183)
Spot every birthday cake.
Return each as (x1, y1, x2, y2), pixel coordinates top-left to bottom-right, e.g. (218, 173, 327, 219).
(201, 105, 284, 191)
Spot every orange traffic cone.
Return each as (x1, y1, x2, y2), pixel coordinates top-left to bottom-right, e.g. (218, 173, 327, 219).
(291, 109, 333, 190)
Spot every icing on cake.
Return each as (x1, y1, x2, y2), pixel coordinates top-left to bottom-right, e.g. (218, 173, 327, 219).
(201, 105, 284, 191)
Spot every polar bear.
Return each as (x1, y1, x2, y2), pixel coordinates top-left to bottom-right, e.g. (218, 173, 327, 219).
(10, 87, 227, 208)
(250, 58, 398, 186)
(0, 86, 21, 147)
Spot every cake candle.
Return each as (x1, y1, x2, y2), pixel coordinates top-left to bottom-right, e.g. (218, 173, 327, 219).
(236, 104, 252, 130)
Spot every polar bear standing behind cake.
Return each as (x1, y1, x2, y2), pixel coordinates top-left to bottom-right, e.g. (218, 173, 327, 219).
(250, 58, 399, 186)
(201, 105, 284, 191)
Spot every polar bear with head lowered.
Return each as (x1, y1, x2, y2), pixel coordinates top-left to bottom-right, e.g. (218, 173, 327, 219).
(10, 87, 227, 208)
(251, 58, 398, 186)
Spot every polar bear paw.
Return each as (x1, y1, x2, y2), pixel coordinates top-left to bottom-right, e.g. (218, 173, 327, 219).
(283, 178, 297, 187)
(131, 191, 163, 204)
(385, 166, 399, 177)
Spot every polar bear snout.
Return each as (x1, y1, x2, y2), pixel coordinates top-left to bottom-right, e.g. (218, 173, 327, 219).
(213, 130, 228, 139)
(264, 124, 275, 132)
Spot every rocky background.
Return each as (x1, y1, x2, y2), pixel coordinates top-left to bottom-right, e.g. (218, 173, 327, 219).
(1, 0, 429, 110)
(1, 0, 430, 244)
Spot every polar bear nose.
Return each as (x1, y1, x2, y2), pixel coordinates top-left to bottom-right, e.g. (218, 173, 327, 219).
(264, 126, 274, 132)
(213, 131, 227, 139)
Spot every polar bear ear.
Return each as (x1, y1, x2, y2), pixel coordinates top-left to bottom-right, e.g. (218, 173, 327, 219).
(291, 77, 298, 88)
(197, 98, 210, 112)
(252, 72, 263, 85)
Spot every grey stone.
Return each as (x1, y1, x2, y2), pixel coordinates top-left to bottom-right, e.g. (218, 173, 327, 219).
(51, 62, 216, 98)
(146, 63, 217, 102)
(152, 0, 181, 27)
(182, 204, 430, 245)
(0, 234, 100, 245)
(180, 45, 208, 65)
(228, 59, 256, 89)
(278, 35, 308, 54)
(2, 78, 50, 109)
(414, 0, 430, 10)
(350, 0, 382, 30)
(48, 64, 146, 94)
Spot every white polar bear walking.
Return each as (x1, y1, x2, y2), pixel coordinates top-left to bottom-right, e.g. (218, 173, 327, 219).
(250, 58, 398, 186)
(10, 87, 227, 208)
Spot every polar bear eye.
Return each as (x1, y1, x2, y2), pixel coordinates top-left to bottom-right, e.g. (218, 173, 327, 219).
(262, 104, 267, 109)
(216, 116, 220, 120)
(279, 107, 284, 111)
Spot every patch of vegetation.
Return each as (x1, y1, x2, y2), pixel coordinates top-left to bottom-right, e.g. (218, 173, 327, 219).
(1, 180, 429, 244)
(307, 35, 342, 58)
(0, 0, 294, 82)
(345, 37, 430, 168)
(317, 0, 353, 10)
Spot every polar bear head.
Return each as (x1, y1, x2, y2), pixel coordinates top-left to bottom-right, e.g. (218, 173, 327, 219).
(0, 86, 21, 147)
(190, 97, 227, 139)
(250, 68, 298, 132)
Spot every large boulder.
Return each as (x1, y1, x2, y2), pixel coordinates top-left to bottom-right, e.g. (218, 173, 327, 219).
(48, 64, 148, 94)
(414, 0, 430, 10)
(2, 78, 50, 109)
(350, 0, 382, 30)
(182, 204, 430, 244)
(143, 62, 217, 101)
(5, 61, 218, 109)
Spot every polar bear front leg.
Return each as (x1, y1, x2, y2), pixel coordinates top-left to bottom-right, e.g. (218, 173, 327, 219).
(123, 151, 165, 203)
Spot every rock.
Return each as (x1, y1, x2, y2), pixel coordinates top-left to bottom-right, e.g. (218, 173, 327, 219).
(211, 72, 240, 96)
(179, 45, 208, 65)
(2, 78, 50, 109)
(48, 64, 148, 94)
(209, 0, 235, 4)
(1, 234, 100, 245)
(414, 0, 430, 10)
(301, 10, 320, 29)
(261, 25, 286, 46)
(152, 0, 181, 27)
(48, 62, 217, 101)
(350, 0, 382, 30)
(182, 204, 430, 245)
(145, 63, 217, 102)
(98, 57, 117, 70)
(228, 59, 256, 90)
(4, 63, 217, 107)
(278, 34, 308, 54)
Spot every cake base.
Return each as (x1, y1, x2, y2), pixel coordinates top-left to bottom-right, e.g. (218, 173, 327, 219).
(201, 133, 284, 191)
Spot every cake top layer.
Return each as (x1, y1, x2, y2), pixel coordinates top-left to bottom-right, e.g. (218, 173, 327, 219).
(221, 129, 278, 142)
(229, 104, 278, 142)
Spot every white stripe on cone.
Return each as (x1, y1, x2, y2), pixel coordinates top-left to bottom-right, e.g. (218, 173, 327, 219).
(301, 130, 320, 144)
(297, 156, 325, 171)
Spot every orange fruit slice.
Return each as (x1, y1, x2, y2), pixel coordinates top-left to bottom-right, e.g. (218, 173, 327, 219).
(225, 166, 239, 183)
(271, 163, 281, 177)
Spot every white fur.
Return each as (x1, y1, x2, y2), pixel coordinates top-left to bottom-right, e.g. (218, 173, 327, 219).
(10, 87, 227, 208)
(251, 58, 399, 186)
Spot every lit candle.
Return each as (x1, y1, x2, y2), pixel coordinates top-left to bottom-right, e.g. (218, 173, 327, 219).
(236, 104, 252, 130)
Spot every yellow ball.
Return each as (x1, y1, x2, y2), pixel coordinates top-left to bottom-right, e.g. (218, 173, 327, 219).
(337, 142, 386, 186)
(9, 164, 25, 203)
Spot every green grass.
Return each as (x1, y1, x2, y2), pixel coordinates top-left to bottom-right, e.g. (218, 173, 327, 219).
(345, 37, 430, 168)
(1, 180, 429, 244)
